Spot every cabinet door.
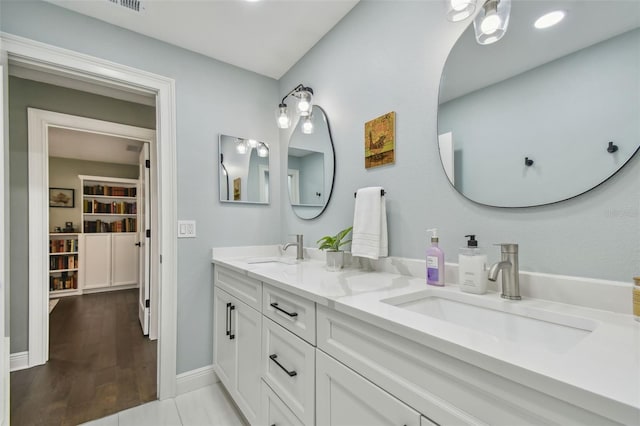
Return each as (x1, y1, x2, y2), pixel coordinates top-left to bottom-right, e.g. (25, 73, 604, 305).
(82, 234, 111, 289)
(111, 233, 138, 286)
(262, 380, 304, 426)
(316, 350, 421, 426)
(234, 299, 262, 425)
(214, 288, 236, 392)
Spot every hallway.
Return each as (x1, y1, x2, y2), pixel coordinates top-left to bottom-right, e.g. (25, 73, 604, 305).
(10, 289, 157, 425)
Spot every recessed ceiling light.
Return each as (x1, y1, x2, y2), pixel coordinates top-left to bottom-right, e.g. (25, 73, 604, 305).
(534, 10, 566, 29)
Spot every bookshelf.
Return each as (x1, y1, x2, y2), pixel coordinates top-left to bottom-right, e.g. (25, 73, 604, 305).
(80, 175, 138, 233)
(49, 233, 80, 296)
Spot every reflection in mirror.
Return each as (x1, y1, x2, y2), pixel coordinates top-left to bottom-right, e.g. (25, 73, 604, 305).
(438, 1, 640, 207)
(288, 105, 335, 219)
(219, 134, 270, 204)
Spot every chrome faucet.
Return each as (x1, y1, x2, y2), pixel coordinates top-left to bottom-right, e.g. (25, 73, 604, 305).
(283, 234, 304, 260)
(488, 243, 521, 300)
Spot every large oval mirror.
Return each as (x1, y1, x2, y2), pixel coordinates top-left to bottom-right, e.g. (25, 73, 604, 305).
(219, 134, 270, 204)
(438, 1, 640, 207)
(287, 105, 335, 219)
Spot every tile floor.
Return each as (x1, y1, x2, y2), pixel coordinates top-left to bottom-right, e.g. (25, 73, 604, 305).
(81, 383, 248, 426)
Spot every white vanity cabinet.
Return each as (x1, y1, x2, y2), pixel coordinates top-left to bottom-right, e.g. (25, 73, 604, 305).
(213, 269, 262, 425)
(316, 349, 424, 426)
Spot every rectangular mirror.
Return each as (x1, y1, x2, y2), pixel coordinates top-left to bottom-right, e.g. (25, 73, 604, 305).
(219, 134, 270, 204)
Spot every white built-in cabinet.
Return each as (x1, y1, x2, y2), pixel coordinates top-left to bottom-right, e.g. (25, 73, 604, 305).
(82, 233, 137, 290)
(213, 269, 262, 425)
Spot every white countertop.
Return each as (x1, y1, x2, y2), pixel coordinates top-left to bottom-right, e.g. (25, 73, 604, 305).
(212, 246, 640, 424)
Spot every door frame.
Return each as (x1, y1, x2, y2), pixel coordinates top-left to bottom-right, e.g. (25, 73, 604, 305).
(29, 109, 156, 359)
(1, 32, 178, 399)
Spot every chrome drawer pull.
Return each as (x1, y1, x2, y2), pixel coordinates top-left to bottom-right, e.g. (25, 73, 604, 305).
(270, 302, 298, 317)
(269, 354, 297, 377)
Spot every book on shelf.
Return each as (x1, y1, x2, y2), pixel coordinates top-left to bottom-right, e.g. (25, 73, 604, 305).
(84, 218, 137, 233)
(49, 272, 78, 291)
(83, 199, 136, 214)
(49, 254, 78, 271)
(49, 238, 78, 253)
(83, 185, 136, 197)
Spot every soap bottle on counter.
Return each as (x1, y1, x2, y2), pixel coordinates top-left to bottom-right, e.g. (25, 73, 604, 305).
(458, 234, 488, 294)
(426, 229, 445, 286)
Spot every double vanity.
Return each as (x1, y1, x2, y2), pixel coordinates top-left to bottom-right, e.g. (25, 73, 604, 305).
(212, 246, 639, 426)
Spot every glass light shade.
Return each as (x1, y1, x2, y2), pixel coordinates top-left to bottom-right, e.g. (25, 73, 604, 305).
(235, 139, 248, 154)
(276, 105, 291, 129)
(247, 139, 258, 148)
(257, 142, 269, 158)
(534, 10, 565, 29)
(474, 0, 511, 45)
(301, 116, 314, 134)
(446, 0, 476, 22)
(297, 90, 313, 116)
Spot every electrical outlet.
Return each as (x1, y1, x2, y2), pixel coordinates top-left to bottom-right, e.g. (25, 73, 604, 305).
(177, 220, 196, 238)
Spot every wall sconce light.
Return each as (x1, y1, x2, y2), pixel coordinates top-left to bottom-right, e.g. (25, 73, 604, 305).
(474, 0, 511, 45)
(257, 142, 269, 158)
(446, 0, 476, 22)
(301, 115, 314, 134)
(276, 83, 314, 130)
(220, 154, 230, 200)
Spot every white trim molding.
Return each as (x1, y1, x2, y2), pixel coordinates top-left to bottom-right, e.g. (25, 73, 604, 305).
(176, 365, 219, 396)
(9, 352, 29, 372)
(1, 32, 178, 399)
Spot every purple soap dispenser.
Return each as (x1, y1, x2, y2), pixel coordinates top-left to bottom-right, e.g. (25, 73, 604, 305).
(426, 228, 445, 286)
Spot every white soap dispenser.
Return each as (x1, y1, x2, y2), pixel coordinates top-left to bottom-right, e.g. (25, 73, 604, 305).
(458, 234, 488, 294)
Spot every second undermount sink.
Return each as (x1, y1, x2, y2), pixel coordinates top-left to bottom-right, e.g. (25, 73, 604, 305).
(245, 256, 298, 265)
(381, 291, 597, 353)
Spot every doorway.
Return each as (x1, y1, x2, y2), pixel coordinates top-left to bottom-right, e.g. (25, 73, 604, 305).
(1, 33, 179, 416)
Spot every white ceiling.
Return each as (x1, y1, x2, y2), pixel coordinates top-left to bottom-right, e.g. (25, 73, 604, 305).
(43, 0, 359, 80)
(440, 0, 640, 103)
(49, 127, 143, 165)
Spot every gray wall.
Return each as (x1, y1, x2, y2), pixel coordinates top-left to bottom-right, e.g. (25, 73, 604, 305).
(8, 76, 155, 353)
(279, 1, 639, 282)
(2, 2, 280, 373)
(49, 157, 139, 233)
(439, 29, 640, 206)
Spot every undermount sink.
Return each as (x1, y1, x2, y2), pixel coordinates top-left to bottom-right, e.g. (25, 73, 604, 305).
(245, 256, 298, 265)
(381, 291, 597, 353)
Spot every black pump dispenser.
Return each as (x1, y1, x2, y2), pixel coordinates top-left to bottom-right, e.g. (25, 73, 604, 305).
(465, 234, 478, 248)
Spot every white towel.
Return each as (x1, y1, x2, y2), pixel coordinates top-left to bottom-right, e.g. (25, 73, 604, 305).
(351, 187, 388, 260)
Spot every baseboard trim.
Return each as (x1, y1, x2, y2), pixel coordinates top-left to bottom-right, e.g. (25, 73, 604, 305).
(10, 351, 29, 372)
(176, 364, 219, 395)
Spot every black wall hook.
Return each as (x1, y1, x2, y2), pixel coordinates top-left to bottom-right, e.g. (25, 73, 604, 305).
(607, 141, 618, 153)
(524, 157, 534, 166)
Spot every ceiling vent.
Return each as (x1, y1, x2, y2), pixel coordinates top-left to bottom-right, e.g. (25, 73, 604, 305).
(107, 0, 144, 13)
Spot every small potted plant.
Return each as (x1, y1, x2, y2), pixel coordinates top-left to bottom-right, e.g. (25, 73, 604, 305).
(317, 226, 352, 271)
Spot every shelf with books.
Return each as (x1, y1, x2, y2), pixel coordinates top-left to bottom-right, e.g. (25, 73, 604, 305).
(79, 175, 139, 234)
(49, 233, 79, 294)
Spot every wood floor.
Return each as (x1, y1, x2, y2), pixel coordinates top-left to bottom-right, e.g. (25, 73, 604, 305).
(11, 289, 157, 426)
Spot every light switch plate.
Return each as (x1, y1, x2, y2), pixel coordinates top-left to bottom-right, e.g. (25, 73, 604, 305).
(177, 220, 196, 238)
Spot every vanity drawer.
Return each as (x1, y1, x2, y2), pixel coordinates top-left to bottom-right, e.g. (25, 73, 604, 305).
(214, 266, 262, 311)
(262, 318, 315, 426)
(317, 306, 617, 426)
(262, 379, 304, 426)
(263, 283, 316, 345)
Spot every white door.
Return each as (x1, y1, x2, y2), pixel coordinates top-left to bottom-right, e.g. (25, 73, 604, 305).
(234, 300, 262, 425)
(316, 350, 421, 426)
(138, 143, 150, 335)
(213, 288, 236, 391)
(83, 234, 112, 289)
(111, 233, 137, 286)
(0, 62, 9, 426)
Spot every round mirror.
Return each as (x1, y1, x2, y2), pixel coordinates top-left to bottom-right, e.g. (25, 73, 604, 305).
(438, 1, 640, 207)
(287, 105, 335, 219)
